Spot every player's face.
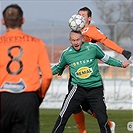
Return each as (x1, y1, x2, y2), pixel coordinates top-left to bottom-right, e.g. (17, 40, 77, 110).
(69, 32, 83, 51)
(78, 10, 92, 25)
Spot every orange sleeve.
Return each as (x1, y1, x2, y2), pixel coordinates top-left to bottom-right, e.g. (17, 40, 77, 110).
(38, 41, 52, 98)
(83, 26, 124, 54)
(102, 38, 123, 54)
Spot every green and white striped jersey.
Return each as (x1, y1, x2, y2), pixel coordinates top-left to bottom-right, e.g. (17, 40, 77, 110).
(52, 42, 122, 88)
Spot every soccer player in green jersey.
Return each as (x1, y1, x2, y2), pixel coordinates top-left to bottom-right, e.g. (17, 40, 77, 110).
(52, 30, 129, 133)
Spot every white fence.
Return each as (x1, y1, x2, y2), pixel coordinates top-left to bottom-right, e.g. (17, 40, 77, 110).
(40, 64, 133, 110)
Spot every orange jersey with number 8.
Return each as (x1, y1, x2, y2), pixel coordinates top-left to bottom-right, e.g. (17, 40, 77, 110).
(0, 30, 52, 98)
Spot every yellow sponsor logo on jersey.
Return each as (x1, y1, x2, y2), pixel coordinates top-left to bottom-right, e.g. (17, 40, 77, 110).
(73, 62, 76, 66)
(75, 67, 93, 79)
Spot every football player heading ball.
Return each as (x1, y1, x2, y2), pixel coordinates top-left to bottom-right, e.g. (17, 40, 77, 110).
(67, 7, 131, 133)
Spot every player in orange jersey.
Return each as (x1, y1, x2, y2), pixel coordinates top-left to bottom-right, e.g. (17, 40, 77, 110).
(71, 7, 131, 133)
(0, 4, 52, 133)
(79, 7, 131, 59)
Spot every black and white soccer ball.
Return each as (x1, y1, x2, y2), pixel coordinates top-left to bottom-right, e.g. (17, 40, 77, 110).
(69, 14, 85, 31)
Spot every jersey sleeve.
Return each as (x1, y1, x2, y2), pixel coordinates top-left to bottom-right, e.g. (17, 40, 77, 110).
(89, 26, 124, 54)
(102, 39, 123, 54)
(95, 45, 122, 67)
(52, 51, 67, 75)
(38, 40, 52, 98)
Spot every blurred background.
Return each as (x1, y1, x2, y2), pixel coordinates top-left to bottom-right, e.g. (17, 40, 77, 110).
(0, 0, 132, 110)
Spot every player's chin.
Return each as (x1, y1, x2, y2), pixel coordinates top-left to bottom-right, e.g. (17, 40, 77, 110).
(74, 46, 81, 51)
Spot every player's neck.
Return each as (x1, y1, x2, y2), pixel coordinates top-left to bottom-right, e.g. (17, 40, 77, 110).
(6, 27, 22, 32)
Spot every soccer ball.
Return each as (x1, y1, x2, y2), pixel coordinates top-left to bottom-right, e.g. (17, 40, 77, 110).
(69, 14, 85, 31)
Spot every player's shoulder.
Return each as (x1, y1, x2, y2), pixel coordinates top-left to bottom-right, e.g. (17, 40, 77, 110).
(89, 25, 105, 36)
(89, 25, 99, 31)
(90, 43, 103, 51)
(25, 33, 47, 47)
(89, 25, 97, 28)
(82, 24, 99, 33)
(85, 42, 101, 49)
(24, 33, 41, 42)
(61, 46, 74, 56)
(62, 46, 72, 53)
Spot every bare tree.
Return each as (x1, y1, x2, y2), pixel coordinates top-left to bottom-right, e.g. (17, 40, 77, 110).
(95, 1, 132, 50)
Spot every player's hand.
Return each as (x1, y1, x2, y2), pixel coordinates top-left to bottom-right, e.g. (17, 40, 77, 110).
(122, 50, 131, 60)
(37, 87, 44, 106)
(38, 97, 43, 105)
(122, 61, 130, 68)
(58, 65, 69, 76)
(58, 68, 64, 76)
(37, 94, 44, 106)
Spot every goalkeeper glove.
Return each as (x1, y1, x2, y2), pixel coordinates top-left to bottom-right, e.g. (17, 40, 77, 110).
(122, 50, 131, 60)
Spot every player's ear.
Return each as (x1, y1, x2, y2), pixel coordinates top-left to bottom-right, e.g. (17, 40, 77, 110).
(22, 18, 25, 24)
(88, 16, 92, 22)
(1, 19, 5, 25)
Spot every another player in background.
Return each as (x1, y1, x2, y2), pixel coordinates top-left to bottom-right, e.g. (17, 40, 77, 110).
(79, 7, 131, 59)
(70, 7, 131, 133)
(0, 4, 52, 133)
(52, 30, 130, 133)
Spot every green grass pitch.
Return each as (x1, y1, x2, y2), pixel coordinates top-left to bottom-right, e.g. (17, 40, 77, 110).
(39, 109, 133, 133)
